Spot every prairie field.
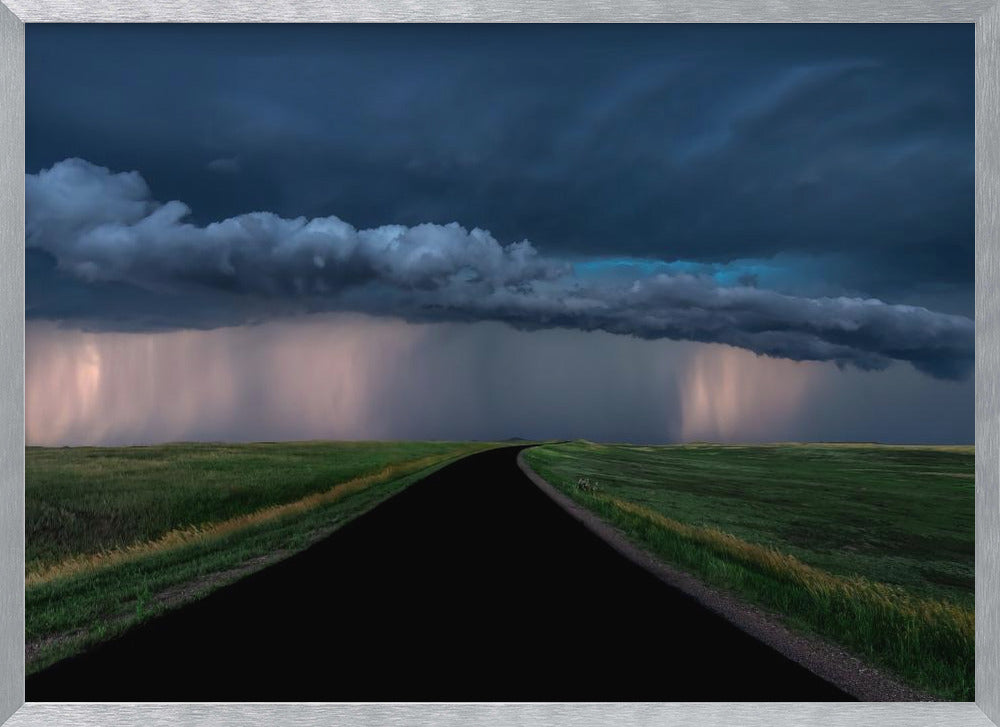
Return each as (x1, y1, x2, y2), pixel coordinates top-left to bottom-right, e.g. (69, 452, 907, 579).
(26, 440, 494, 672)
(523, 441, 974, 700)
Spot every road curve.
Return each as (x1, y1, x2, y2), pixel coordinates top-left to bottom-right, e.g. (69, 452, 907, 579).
(27, 445, 851, 701)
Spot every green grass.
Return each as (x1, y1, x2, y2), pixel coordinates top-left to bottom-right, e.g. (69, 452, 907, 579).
(523, 441, 974, 700)
(27, 440, 484, 575)
(26, 440, 494, 673)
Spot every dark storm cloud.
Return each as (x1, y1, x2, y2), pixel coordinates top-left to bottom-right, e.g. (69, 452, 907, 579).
(27, 158, 973, 379)
(26, 25, 973, 314)
(206, 157, 241, 174)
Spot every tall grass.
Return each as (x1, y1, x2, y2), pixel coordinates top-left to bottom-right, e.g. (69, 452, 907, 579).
(27, 452, 455, 588)
(581, 490, 973, 700)
(27, 440, 488, 572)
(27, 445, 493, 672)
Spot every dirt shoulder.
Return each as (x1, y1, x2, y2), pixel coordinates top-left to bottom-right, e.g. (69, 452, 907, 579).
(516, 449, 935, 702)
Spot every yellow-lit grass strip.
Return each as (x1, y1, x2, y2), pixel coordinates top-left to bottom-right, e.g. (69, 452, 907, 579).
(604, 495, 973, 662)
(26, 452, 458, 588)
(637, 442, 974, 454)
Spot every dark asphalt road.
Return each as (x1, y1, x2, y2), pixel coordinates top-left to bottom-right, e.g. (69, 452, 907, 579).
(27, 445, 851, 701)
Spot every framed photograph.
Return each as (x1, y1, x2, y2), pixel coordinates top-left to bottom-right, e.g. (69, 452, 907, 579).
(1, 2, 998, 727)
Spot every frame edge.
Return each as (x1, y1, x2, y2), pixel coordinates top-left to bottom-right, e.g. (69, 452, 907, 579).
(2, 3, 998, 726)
(0, 1, 24, 725)
(976, 0, 1000, 724)
(1, 0, 999, 23)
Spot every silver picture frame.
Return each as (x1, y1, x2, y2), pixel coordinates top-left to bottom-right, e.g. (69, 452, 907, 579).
(1, 2, 997, 725)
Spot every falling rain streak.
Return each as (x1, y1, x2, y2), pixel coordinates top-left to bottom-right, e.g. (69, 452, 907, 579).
(27, 316, 971, 447)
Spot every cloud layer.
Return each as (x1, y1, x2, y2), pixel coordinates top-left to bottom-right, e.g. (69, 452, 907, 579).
(27, 159, 974, 379)
(27, 24, 973, 316)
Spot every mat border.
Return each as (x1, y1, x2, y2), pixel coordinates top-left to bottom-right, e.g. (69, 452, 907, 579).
(1, 4, 996, 726)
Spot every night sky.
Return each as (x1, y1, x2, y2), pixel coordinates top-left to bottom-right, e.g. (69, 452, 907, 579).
(25, 24, 974, 446)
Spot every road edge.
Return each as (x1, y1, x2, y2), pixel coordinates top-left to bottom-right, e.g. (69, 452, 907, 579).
(26, 444, 502, 677)
(516, 448, 936, 703)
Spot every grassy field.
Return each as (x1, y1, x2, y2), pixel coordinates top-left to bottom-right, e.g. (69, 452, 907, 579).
(26, 440, 494, 673)
(523, 441, 974, 701)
